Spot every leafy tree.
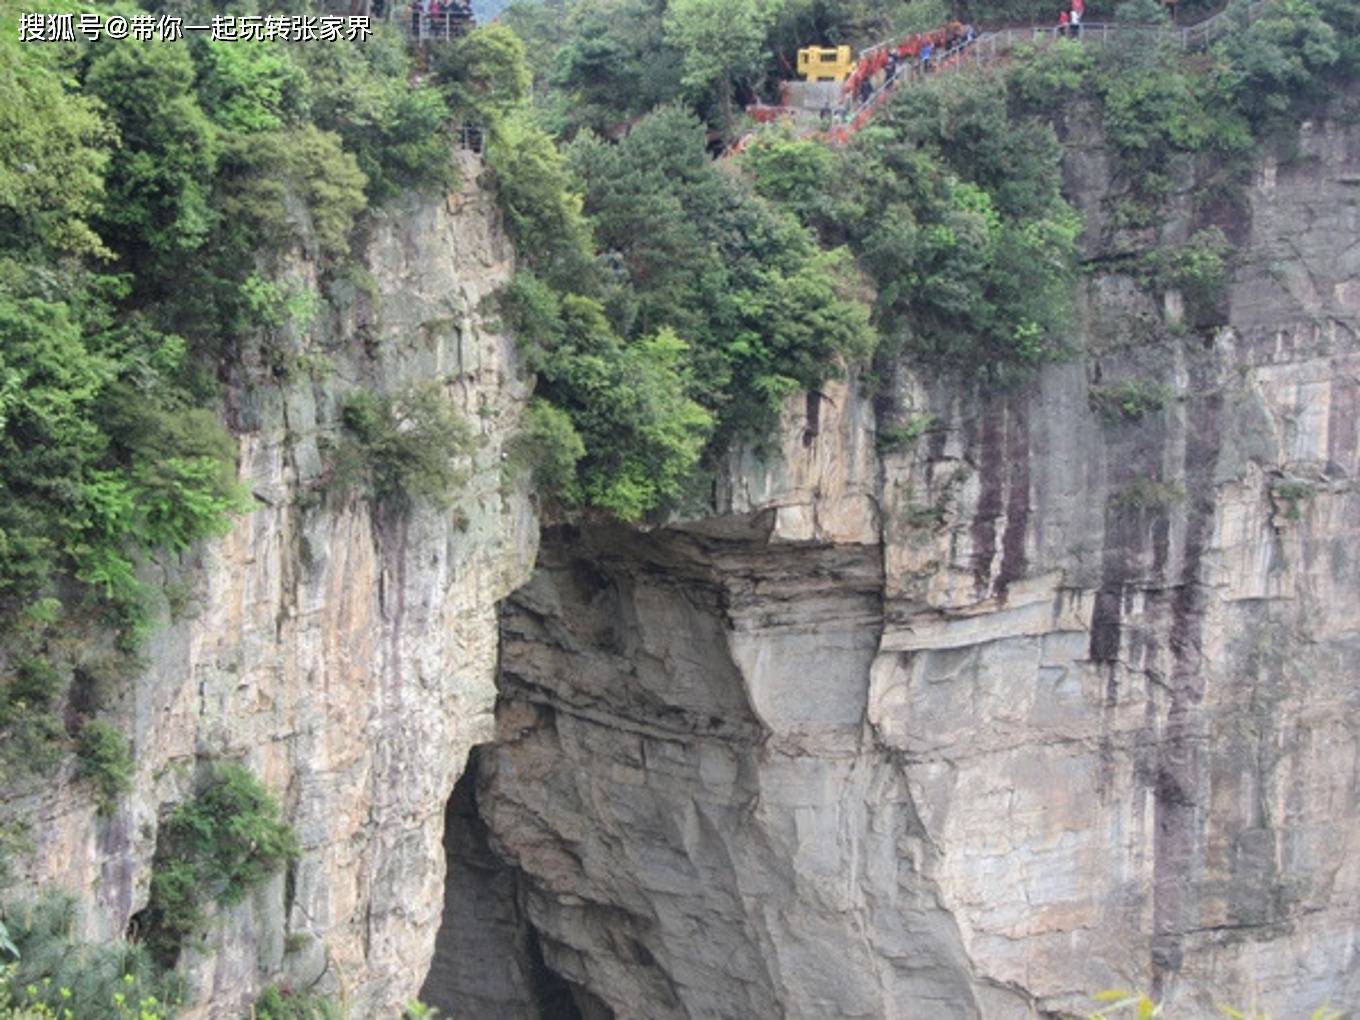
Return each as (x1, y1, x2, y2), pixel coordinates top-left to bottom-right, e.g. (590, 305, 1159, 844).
(301, 26, 456, 202)
(535, 297, 713, 520)
(824, 73, 1080, 374)
(501, 0, 576, 90)
(1098, 61, 1218, 201)
(0, 286, 111, 615)
(84, 41, 219, 259)
(485, 113, 596, 286)
(663, 0, 786, 134)
(512, 399, 587, 508)
(194, 39, 306, 134)
(568, 105, 874, 437)
(1213, 0, 1340, 124)
(434, 23, 533, 129)
(739, 132, 841, 232)
(546, 0, 685, 135)
(216, 124, 367, 261)
(1004, 39, 1095, 116)
(500, 278, 712, 520)
(1313, 0, 1360, 73)
(579, 329, 712, 519)
(886, 75, 1067, 219)
(0, 34, 111, 258)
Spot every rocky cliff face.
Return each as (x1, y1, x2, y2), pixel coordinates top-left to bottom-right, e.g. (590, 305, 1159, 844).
(6, 93, 1356, 1020)
(464, 115, 1360, 1016)
(1, 151, 539, 1018)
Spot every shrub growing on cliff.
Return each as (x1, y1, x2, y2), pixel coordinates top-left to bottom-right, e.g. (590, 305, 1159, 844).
(1088, 380, 1173, 423)
(74, 721, 134, 816)
(509, 399, 586, 509)
(0, 656, 65, 788)
(253, 984, 344, 1020)
(1138, 227, 1231, 326)
(332, 383, 475, 511)
(139, 764, 298, 968)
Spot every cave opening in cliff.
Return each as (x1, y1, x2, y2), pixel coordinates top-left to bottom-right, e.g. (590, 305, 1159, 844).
(420, 746, 599, 1020)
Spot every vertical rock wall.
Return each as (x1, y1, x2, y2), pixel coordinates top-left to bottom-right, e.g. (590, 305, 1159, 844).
(474, 116, 1360, 1016)
(1, 152, 539, 1018)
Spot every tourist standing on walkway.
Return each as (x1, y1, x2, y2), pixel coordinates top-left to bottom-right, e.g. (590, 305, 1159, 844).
(1057, 9, 1070, 37)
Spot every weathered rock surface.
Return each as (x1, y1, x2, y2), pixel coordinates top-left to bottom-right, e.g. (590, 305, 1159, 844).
(6, 77, 1358, 1020)
(1, 152, 538, 1018)
(474, 117, 1360, 1017)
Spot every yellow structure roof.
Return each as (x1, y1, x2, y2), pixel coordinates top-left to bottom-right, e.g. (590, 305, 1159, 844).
(796, 45, 853, 82)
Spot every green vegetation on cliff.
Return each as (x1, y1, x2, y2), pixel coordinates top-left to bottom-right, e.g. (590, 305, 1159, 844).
(0, 0, 1356, 1014)
(0, 4, 462, 807)
(1, 0, 1351, 639)
(478, 0, 1357, 529)
(0, 893, 180, 1019)
(138, 764, 298, 969)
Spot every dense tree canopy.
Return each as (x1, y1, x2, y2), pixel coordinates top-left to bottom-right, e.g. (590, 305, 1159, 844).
(2, 0, 1356, 844)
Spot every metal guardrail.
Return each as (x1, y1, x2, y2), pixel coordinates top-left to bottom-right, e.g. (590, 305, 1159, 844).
(456, 124, 485, 153)
(402, 11, 472, 42)
(840, 0, 1273, 128)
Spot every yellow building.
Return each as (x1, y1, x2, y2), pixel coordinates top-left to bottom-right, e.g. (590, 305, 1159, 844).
(796, 45, 854, 83)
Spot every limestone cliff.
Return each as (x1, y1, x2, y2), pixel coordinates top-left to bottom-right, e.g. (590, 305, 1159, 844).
(457, 112, 1360, 1016)
(4, 80, 1357, 1020)
(1, 151, 538, 1018)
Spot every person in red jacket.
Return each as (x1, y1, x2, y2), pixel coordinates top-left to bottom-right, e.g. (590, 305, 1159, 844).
(1057, 9, 1070, 37)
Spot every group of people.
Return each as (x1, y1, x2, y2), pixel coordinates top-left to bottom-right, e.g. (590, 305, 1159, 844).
(409, 0, 473, 37)
(841, 21, 980, 105)
(1056, 0, 1085, 37)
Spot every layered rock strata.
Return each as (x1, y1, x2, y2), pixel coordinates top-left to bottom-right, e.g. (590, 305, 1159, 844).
(472, 115, 1360, 1017)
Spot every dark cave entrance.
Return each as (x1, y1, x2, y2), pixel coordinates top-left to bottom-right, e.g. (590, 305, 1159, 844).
(419, 746, 606, 1020)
